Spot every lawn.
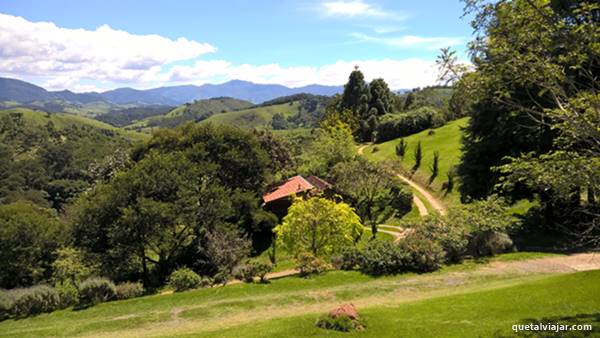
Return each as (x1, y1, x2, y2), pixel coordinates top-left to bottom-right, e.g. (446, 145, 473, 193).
(206, 270, 599, 338)
(0, 252, 581, 338)
(362, 117, 468, 206)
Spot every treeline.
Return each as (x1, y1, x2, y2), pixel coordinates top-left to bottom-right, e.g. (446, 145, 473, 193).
(325, 67, 461, 143)
(96, 105, 173, 127)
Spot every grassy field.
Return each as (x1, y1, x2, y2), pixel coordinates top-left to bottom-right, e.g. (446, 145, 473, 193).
(2, 252, 591, 338)
(206, 270, 599, 338)
(199, 102, 301, 130)
(362, 118, 468, 206)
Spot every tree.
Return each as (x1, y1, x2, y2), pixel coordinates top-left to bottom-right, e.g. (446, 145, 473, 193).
(275, 197, 363, 258)
(456, 0, 599, 245)
(0, 201, 65, 288)
(368, 78, 394, 116)
(301, 120, 356, 177)
(271, 113, 288, 130)
(412, 141, 422, 172)
(429, 151, 440, 185)
(331, 159, 412, 236)
(339, 67, 370, 122)
(395, 139, 407, 159)
(203, 226, 251, 280)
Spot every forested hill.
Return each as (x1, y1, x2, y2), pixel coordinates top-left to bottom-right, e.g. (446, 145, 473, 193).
(103, 97, 253, 129)
(0, 108, 144, 210)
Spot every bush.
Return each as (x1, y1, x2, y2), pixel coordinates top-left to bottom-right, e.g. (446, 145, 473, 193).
(416, 216, 469, 263)
(55, 281, 78, 308)
(331, 246, 362, 270)
(296, 252, 330, 277)
(168, 268, 202, 292)
(469, 231, 514, 257)
(398, 233, 445, 272)
(115, 282, 145, 300)
(78, 277, 116, 306)
(234, 261, 273, 283)
(316, 315, 358, 332)
(360, 240, 409, 276)
(0, 290, 11, 320)
(9, 285, 60, 317)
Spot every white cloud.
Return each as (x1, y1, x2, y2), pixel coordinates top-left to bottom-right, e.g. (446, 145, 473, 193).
(321, 0, 403, 19)
(166, 58, 440, 90)
(350, 33, 463, 50)
(0, 13, 215, 90)
(0, 12, 445, 92)
(349, 32, 463, 50)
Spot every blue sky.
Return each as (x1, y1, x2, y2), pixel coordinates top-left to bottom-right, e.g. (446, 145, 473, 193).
(0, 0, 472, 92)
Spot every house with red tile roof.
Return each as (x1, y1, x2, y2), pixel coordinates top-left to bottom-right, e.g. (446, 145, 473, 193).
(262, 175, 332, 219)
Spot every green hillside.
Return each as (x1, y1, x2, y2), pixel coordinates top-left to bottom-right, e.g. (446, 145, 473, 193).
(124, 97, 253, 131)
(199, 101, 301, 130)
(362, 117, 468, 203)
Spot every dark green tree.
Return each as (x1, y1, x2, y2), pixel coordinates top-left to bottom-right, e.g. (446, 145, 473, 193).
(429, 151, 440, 185)
(395, 139, 407, 159)
(412, 141, 422, 172)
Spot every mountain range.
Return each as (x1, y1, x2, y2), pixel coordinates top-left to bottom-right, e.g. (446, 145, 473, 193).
(0, 77, 343, 105)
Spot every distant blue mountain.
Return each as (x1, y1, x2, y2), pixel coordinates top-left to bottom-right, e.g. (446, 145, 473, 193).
(0, 77, 343, 105)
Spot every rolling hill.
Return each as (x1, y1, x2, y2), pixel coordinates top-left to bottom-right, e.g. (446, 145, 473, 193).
(362, 117, 468, 204)
(123, 97, 254, 131)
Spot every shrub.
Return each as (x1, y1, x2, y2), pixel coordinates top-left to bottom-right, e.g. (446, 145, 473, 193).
(416, 216, 469, 263)
(296, 252, 330, 277)
(0, 290, 13, 320)
(469, 231, 514, 257)
(235, 261, 273, 283)
(51, 247, 93, 285)
(78, 277, 116, 306)
(168, 268, 202, 292)
(398, 233, 445, 272)
(316, 314, 357, 332)
(359, 241, 409, 276)
(331, 247, 362, 270)
(212, 271, 230, 286)
(9, 285, 60, 317)
(55, 281, 78, 308)
(115, 282, 145, 300)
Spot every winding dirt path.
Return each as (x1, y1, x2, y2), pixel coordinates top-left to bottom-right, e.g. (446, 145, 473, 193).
(396, 174, 447, 216)
(357, 144, 446, 216)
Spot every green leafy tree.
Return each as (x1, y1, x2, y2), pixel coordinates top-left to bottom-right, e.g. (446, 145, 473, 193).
(455, 0, 600, 244)
(301, 120, 356, 177)
(0, 201, 65, 288)
(331, 159, 412, 236)
(275, 197, 363, 258)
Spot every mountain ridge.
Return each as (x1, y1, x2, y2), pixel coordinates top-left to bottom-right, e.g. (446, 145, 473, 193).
(0, 77, 343, 105)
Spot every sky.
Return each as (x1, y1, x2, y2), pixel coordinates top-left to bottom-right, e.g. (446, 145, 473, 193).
(0, 0, 473, 92)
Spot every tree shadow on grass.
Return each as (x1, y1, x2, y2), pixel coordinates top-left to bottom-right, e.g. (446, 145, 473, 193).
(492, 313, 600, 337)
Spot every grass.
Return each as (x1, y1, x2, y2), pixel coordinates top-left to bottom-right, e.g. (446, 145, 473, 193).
(0, 251, 577, 338)
(205, 270, 600, 338)
(362, 117, 468, 206)
(200, 102, 301, 130)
